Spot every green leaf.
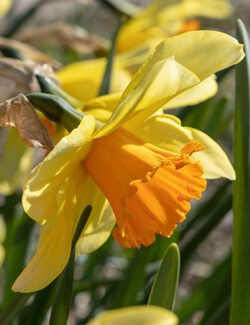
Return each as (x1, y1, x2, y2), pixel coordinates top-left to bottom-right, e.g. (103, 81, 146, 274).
(230, 19, 250, 325)
(148, 243, 180, 310)
(48, 253, 75, 325)
(21, 282, 57, 325)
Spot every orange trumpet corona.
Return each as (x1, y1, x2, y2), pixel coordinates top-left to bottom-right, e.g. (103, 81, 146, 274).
(84, 127, 206, 248)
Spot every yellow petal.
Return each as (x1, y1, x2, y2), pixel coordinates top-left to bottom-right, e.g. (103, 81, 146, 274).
(57, 58, 131, 101)
(86, 305, 178, 325)
(0, 129, 33, 195)
(187, 127, 235, 180)
(95, 57, 200, 138)
(12, 171, 82, 293)
(84, 93, 121, 123)
(164, 75, 218, 109)
(130, 114, 235, 179)
(76, 175, 115, 255)
(179, 0, 233, 19)
(14, 150, 114, 292)
(22, 115, 95, 224)
(157, 31, 244, 80)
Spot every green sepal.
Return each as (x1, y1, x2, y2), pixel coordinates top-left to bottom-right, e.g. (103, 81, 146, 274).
(26, 93, 83, 132)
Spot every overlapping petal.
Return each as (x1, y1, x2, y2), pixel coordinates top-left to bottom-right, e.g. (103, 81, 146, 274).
(155, 31, 244, 80)
(12, 170, 83, 292)
(129, 114, 235, 180)
(14, 115, 116, 291)
(22, 115, 95, 224)
(95, 57, 200, 138)
(164, 75, 218, 109)
(96, 31, 244, 136)
(75, 174, 115, 255)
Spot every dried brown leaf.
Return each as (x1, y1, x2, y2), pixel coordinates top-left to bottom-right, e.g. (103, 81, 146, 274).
(0, 37, 61, 69)
(0, 57, 59, 93)
(0, 94, 54, 151)
(16, 22, 106, 55)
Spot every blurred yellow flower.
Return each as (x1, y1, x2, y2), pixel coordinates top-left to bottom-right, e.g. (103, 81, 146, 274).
(0, 0, 12, 18)
(12, 31, 244, 292)
(57, 57, 131, 102)
(117, 0, 233, 53)
(86, 305, 178, 325)
(58, 0, 233, 101)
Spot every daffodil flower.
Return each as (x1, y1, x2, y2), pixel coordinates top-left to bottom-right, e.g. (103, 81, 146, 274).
(117, 0, 233, 53)
(57, 0, 232, 103)
(12, 31, 244, 292)
(86, 305, 178, 325)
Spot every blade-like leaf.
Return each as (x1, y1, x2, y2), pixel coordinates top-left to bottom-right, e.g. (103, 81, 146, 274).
(148, 243, 180, 310)
(230, 19, 250, 325)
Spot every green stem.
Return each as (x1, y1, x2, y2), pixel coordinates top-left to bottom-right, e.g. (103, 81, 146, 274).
(98, 17, 125, 96)
(3, 0, 45, 38)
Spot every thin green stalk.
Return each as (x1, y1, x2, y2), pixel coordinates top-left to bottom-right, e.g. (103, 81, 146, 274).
(3, 0, 45, 37)
(98, 18, 124, 96)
